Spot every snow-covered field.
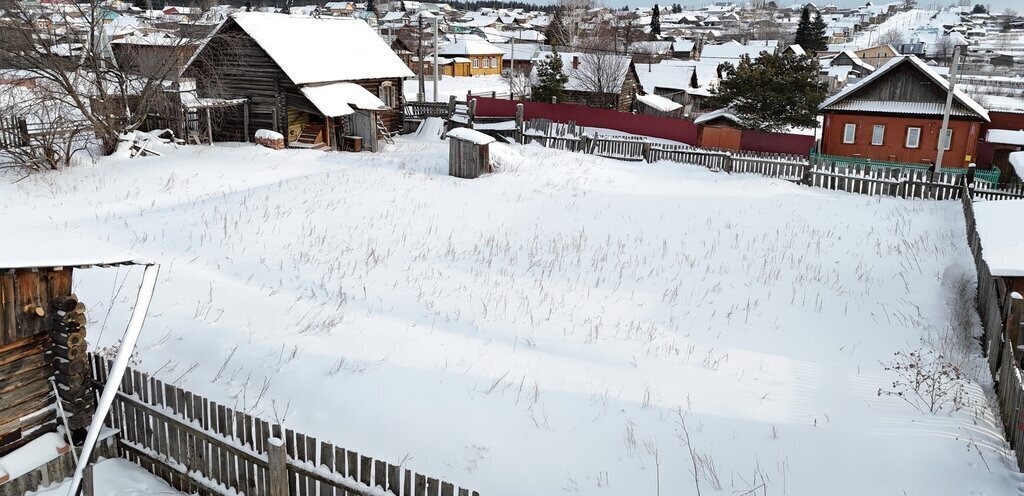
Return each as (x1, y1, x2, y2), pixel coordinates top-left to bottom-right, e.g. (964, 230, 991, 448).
(3, 136, 1022, 495)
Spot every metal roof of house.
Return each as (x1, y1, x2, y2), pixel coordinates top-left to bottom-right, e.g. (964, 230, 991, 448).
(818, 55, 989, 122)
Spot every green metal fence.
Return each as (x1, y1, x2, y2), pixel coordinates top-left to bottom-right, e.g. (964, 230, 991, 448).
(809, 150, 1000, 184)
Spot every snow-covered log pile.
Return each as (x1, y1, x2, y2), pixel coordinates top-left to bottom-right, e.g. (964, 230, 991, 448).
(255, 129, 285, 150)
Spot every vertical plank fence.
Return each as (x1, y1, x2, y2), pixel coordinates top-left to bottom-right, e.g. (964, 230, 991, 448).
(88, 355, 479, 496)
(961, 182, 1024, 473)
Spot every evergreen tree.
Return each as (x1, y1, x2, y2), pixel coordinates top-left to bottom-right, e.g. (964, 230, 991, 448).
(532, 49, 569, 103)
(706, 52, 828, 132)
(545, 9, 565, 47)
(366, 0, 375, 14)
(809, 11, 829, 52)
(794, 6, 811, 48)
(650, 4, 661, 36)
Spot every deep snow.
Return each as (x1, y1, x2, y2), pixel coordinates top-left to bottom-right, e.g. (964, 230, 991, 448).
(2, 137, 1021, 495)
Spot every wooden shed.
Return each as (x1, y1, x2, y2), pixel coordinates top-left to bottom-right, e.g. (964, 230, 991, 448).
(0, 236, 140, 492)
(182, 13, 414, 151)
(447, 127, 495, 179)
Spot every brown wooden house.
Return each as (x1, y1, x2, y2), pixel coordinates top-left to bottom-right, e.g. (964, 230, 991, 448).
(182, 13, 414, 151)
(541, 52, 641, 112)
(818, 55, 990, 168)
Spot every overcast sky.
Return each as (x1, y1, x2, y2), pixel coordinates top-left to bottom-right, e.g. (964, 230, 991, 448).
(586, 1, 1019, 14)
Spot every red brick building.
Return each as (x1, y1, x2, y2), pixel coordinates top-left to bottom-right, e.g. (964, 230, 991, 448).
(818, 55, 990, 168)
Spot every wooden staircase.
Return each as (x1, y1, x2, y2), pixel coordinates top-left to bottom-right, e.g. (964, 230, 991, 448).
(289, 124, 328, 150)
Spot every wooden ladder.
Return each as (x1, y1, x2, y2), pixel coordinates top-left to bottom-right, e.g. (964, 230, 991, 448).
(376, 114, 395, 146)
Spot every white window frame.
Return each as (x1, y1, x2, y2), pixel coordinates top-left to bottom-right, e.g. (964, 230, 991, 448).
(871, 124, 885, 146)
(842, 123, 856, 144)
(472, 58, 480, 68)
(491, 56, 498, 68)
(378, 81, 395, 108)
(938, 128, 952, 150)
(905, 127, 921, 149)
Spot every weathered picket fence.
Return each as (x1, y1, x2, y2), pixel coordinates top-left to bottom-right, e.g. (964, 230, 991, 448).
(517, 119, 1024, 202)
(961, 184, 1024, 472)
(89, 355, 478, 496)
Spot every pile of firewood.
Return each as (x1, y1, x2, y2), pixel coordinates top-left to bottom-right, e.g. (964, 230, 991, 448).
(48, 294, 93, 441)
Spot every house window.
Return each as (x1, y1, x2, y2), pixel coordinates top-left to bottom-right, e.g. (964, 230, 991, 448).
(871, 124, 885, 145)
(842, 123, 856, 144)
(472, 58, 480, 68)
(379, 81, 396, 108)
(905, 127, 921, 148)
(938, 128, 952, 150)
(491, 57, 498, 68)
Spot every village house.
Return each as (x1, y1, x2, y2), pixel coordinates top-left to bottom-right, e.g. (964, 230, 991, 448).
(182, 13, 413, 151)
(436, 38, 504, 76)
(818, 55, 990, 168)
(537, 51, 642, 112)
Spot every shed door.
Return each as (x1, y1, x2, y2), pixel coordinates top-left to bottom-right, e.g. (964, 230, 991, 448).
(701, 126, 741, 150)
(346, 110, 379, 152)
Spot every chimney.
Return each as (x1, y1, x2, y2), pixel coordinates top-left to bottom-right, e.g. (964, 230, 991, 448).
(572, 55, 580, 70)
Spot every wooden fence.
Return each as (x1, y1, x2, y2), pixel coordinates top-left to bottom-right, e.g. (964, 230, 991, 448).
(88, 354, 479, 496)
(516, 121, 1024, 202)
(960, 183, 1024, 472)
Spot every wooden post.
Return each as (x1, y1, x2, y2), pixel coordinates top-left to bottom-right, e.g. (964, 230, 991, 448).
(1008, 292, 1024, 363)
(515, 103, 524, 135)
(642, 141, 652, 163)
(268, 437, 289, 496)
(17, 118, 30, 146)
(243, 101, 250, 143)
(82, 463, 95, 496)
(723, 153, 734, 173)
(205, 108, 213, 146)
(467, 99, 476, 129)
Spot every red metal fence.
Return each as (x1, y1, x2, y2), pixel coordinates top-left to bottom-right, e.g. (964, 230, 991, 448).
(472, 97, 814, 156)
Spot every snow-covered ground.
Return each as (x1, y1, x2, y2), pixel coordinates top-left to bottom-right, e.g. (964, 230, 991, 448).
(29, 458, 184, 496)
(2, 136, 1022, 495)
(403, 74, 511, 102)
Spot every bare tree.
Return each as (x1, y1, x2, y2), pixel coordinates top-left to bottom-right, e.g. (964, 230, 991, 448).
(552, 0, 596, 47)
(0, 0, 207, 164)
(574, 51, 630, 94)
(878, 27, 905, 45)
(933, 34, 954, 63)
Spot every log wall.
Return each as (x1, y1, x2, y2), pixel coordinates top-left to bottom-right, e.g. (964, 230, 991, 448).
(0, 268, 90, 458)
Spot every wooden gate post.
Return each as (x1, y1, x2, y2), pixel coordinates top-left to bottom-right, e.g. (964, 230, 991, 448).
(268, 437, 289, 496)
(515, 103, 524, 135)
(82, 464, 95, 496)
(1008, 292, 1024, 363)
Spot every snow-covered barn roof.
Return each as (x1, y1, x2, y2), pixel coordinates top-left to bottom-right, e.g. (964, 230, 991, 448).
(229, 13, 413, 85)
(818, 55, 989, 122)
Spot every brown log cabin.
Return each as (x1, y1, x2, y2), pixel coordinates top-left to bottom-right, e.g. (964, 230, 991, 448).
(182, 13, 414, 151)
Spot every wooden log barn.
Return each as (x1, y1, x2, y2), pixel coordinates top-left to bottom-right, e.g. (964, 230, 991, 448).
(0, 242, 138, 494)
(182, 13, 415, 151)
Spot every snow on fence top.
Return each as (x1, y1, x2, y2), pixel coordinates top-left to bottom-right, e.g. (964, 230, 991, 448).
(231, 13, 414, 85)
(300, 82, 388, 117)
(446, 127, 495, 145)
(0, 229, 143, 269)
(974, 199, 1024, 276)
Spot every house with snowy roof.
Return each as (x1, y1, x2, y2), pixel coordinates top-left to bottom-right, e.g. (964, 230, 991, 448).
(534, 51, 641, 112)
(436, 38, 504, 76)
(182, 13, 414, 152)
(818, 55, 990, 168)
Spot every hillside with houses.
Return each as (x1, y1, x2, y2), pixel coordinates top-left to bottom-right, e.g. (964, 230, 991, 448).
(5, 1, 1024, 496)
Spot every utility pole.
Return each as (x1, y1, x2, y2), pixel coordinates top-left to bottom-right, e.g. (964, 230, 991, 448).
(433, 16, 439, 103)
(417, 14, 425, 102)
(934, 43, 961, 172)
(508, 34, 515, 99)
